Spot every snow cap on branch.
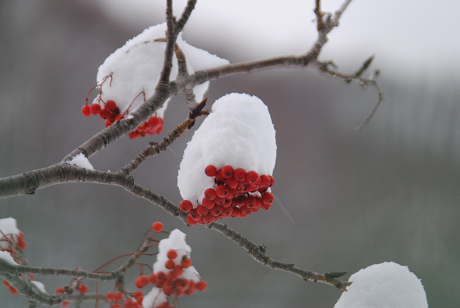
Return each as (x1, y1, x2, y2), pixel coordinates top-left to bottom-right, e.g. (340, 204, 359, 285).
(0, 251, 17, 266)
(143, 287, 168, 308)
(178, 93, 277, 206)
(67, 153, 94, 170)
(0, 217, 20, 250)
(92, 22, 229, 118)
(334, 262, 428, 308)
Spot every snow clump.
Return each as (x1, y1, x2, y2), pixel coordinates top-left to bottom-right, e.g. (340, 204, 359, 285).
(67, 153, 94, 170)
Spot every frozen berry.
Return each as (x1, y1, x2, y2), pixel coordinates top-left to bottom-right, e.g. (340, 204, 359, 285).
(186, 214, 199, 226)
(152, 222, 164, 232)
(262, 192, 274, 205)
(204, 188, 217, 200)
(99, 109, 111, 120)
(167, 249, 178, 260)
(233, 168, 247, 181)
(147, 116, 160, 127)
(181, 258, 192, 268)
(268, 175, 275, 187)
(204, 165, 217, 177)
(175, 278, 189, 290)
(148, 272, 156, 285)
(195, 280, 207, 291)
(114, 291, 123, 301)
(196, 205, 209, 216)
(135, 275, 149, 288)
(165, 259, 175, 270)
(106, 291, 114, 301)
(246, 171, 260, 184)
(226, 178, 238, 189)
(166, 270, 177, 281)
(210, 204, 223, 216)
(202, 197, 215, 209)
(179, 200, 193, 212)
(56, 286, 65, 294)
(221, 165, 234, 178)
(105, 100, 117, 112)
(124, 298, 135, 308)
(215, 184, 229, 198)
(90, 104, 101, 115)
(173, 265, 184, 276)
(128, 131, 140, 139)
(78, 283, 88, 294)
(81, 105, 91, 117)
(202, 213, 215, 224)
(61, 301, 69, 307)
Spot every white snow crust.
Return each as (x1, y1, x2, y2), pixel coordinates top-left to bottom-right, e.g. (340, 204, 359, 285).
(67, 153, 94, 170)
(0, 217, 20, 250)
(177, 93, 277, 205)
(334, 262, 428, 308)
(31, 281, 47, 293)
(152, 229, 200, 282)
(142, 287, 168, 308)
(0, 251, 17, 266)
(92, 22, 229, 118)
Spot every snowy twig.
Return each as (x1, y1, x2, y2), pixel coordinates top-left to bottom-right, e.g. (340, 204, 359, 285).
(119, 100, 208, 175)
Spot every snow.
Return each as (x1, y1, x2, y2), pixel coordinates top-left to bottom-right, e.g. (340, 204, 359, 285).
(92, 22, 229, 118)
(0, 251, 17, 266)
(31, 281, 47, 293)
(152, 229, 200, 281)
(67, 153, 94, 170)
(177, 93, 277, 206)
(334, 262, 428, 308)
(142, 287, 168, 308)
(0, 217, 20, 250)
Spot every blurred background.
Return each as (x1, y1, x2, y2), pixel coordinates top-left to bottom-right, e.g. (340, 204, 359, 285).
(1, 0, 459, 307)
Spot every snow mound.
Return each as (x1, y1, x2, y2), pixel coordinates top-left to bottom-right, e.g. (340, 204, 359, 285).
(0, 217, 20, 250)
(334, 262, 428, 308)
(67, 153, 94, 170)
(0, 251, 17, 266)
(177, 93, 277, 205)
(143, 287, 168, 308)
(92, 22, 229, 118)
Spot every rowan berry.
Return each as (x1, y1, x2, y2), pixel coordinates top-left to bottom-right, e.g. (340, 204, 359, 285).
(189, 209, 200, 221)
(231, 208, 241, 217)
(56, 286, 65, 294)
(215, 184, 229, 198)
(81, 105, 91, 117)
(259, 175, 270, 188)
(167, 249, 178, 260)
(152, 222, 164, 232)
(111, 303, 122, 308)
(90, 104, 101, 115)
(204, 188, 216, 200)
(147, 116, 160, 127)
(262, 192, 274, 205)
(173, 265, 184, 276)
(78, 283, 88, 294)
(3, 280, 10, 287)
(166, 270, 177, 282)
(124, 298, 135, 308)
(225, 177, 238, 189)
(114, 291, 123, 301)
(105, 119, 114, 127)
(105, 100, 117, 112)
(221, 165, 234, 178)
(186, 215, 198, 226)
(184, 287, 196, 295)
(8, 286, 18, 295)
(214, 169, 225, 183)
(226, 188, 235, 199)
(245, 196, 256, 208)
(210, 204, 223, 216)
(204, 165, 217, 177)
(106, 291, 115, 301)
(202, 213, 215, 224)
(179, 200, 193, 212)
(222, 206, 233, 218)
(181, 258, 192, 268)
(233, 168, 246, 181)
(61, 301, 69, 307)
(175, 278, 189, 290)
(135, 275, 149, 288)
(246, 171, 260, 184)
(202, 197, 215, 209)
(261, 202, 271, 210)
(148, 272, 157, 285)
(214, 197, 225, 206)
(133, 290, 144, 300)
(268, 175, 275, 187)
(195, 280, 207, 291)
(196, 205, 209, 216)
(163, 285, 174, 296)
(165, 259, 175, 270)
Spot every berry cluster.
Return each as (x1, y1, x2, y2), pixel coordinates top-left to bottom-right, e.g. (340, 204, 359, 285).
(181, 165, 275, 226)
(56, 283, 88, 307)
(1, 229, 27, 296)
(135, 248, 206, 308)
(81, 100, 164, 139)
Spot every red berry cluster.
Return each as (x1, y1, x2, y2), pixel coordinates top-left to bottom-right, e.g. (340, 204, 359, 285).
(134, 248, 206, 306)
(81, 100, 164, 138)
(181, 165, 275, 225)
(1, 230, 27, 295)
(55, 283, 88, 306)
(105, 291, 125, 308)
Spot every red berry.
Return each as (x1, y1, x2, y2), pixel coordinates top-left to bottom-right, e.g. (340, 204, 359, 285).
(261, 202, 271, 210)
(90, 104, 101, 115)
(204, 165, 217, 177)
(135, 275, 149, 288)
(124, 298, 135, 308)
(202, 197, 215, 209)
(173, 265, 184, 276)
(3, 280, 10, 287)
(196, 205, 209, 216)
(189, 209, 200, 221)
(105, 100, 117, 112)
(78, 283, 88, 294)
(133, 290, 144, 300)
(61, 301, 69, 307)
(148, 272, 157, 285)
(99, 109, 111, 120)
(165, 259, 175, 269)
(195, 280, 207, 291)
(147, 116, 160, 127)
(268, 175, 275, 187)
(175, 278, 189, 290)
(214, 169, 225, 183)
(259, 175, 270, 188)
(214, 197, 225, 206)
(222, 206, 233, 217)
(56, 286, 65, 294)
(152, 222, 164, 232)
(167, 249, 178, 260)
(245, 196, 256, 208)
(202, 213, 215, 224)
(225, 177, 238, 189)
(186, 215, 199, 226)
(111, 304, 122, 308)
(262, 192, 274, 205)
(246, 171, 260, 184)
(210, 204, 223, 216)
(128, 131, 140, 139)
(166, 270, 177, 281)
(179, 200, 193, 212)
(156, 272, 166, 285)
(231, 207, 241, 217)
(221, 165, 234, 178)
(215, 184, 229, 198)
(81, 105, 91, 117)
(106, 291, 114, 301)
(19, 231, 25, 240)
(204, 188, 217, 200)
(105, 119, 114, 127)
(181, 258, 192, 268)
(8, 286, 18, 295)
(114, 291, 123, 301)
(233, 168, 247, 181)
